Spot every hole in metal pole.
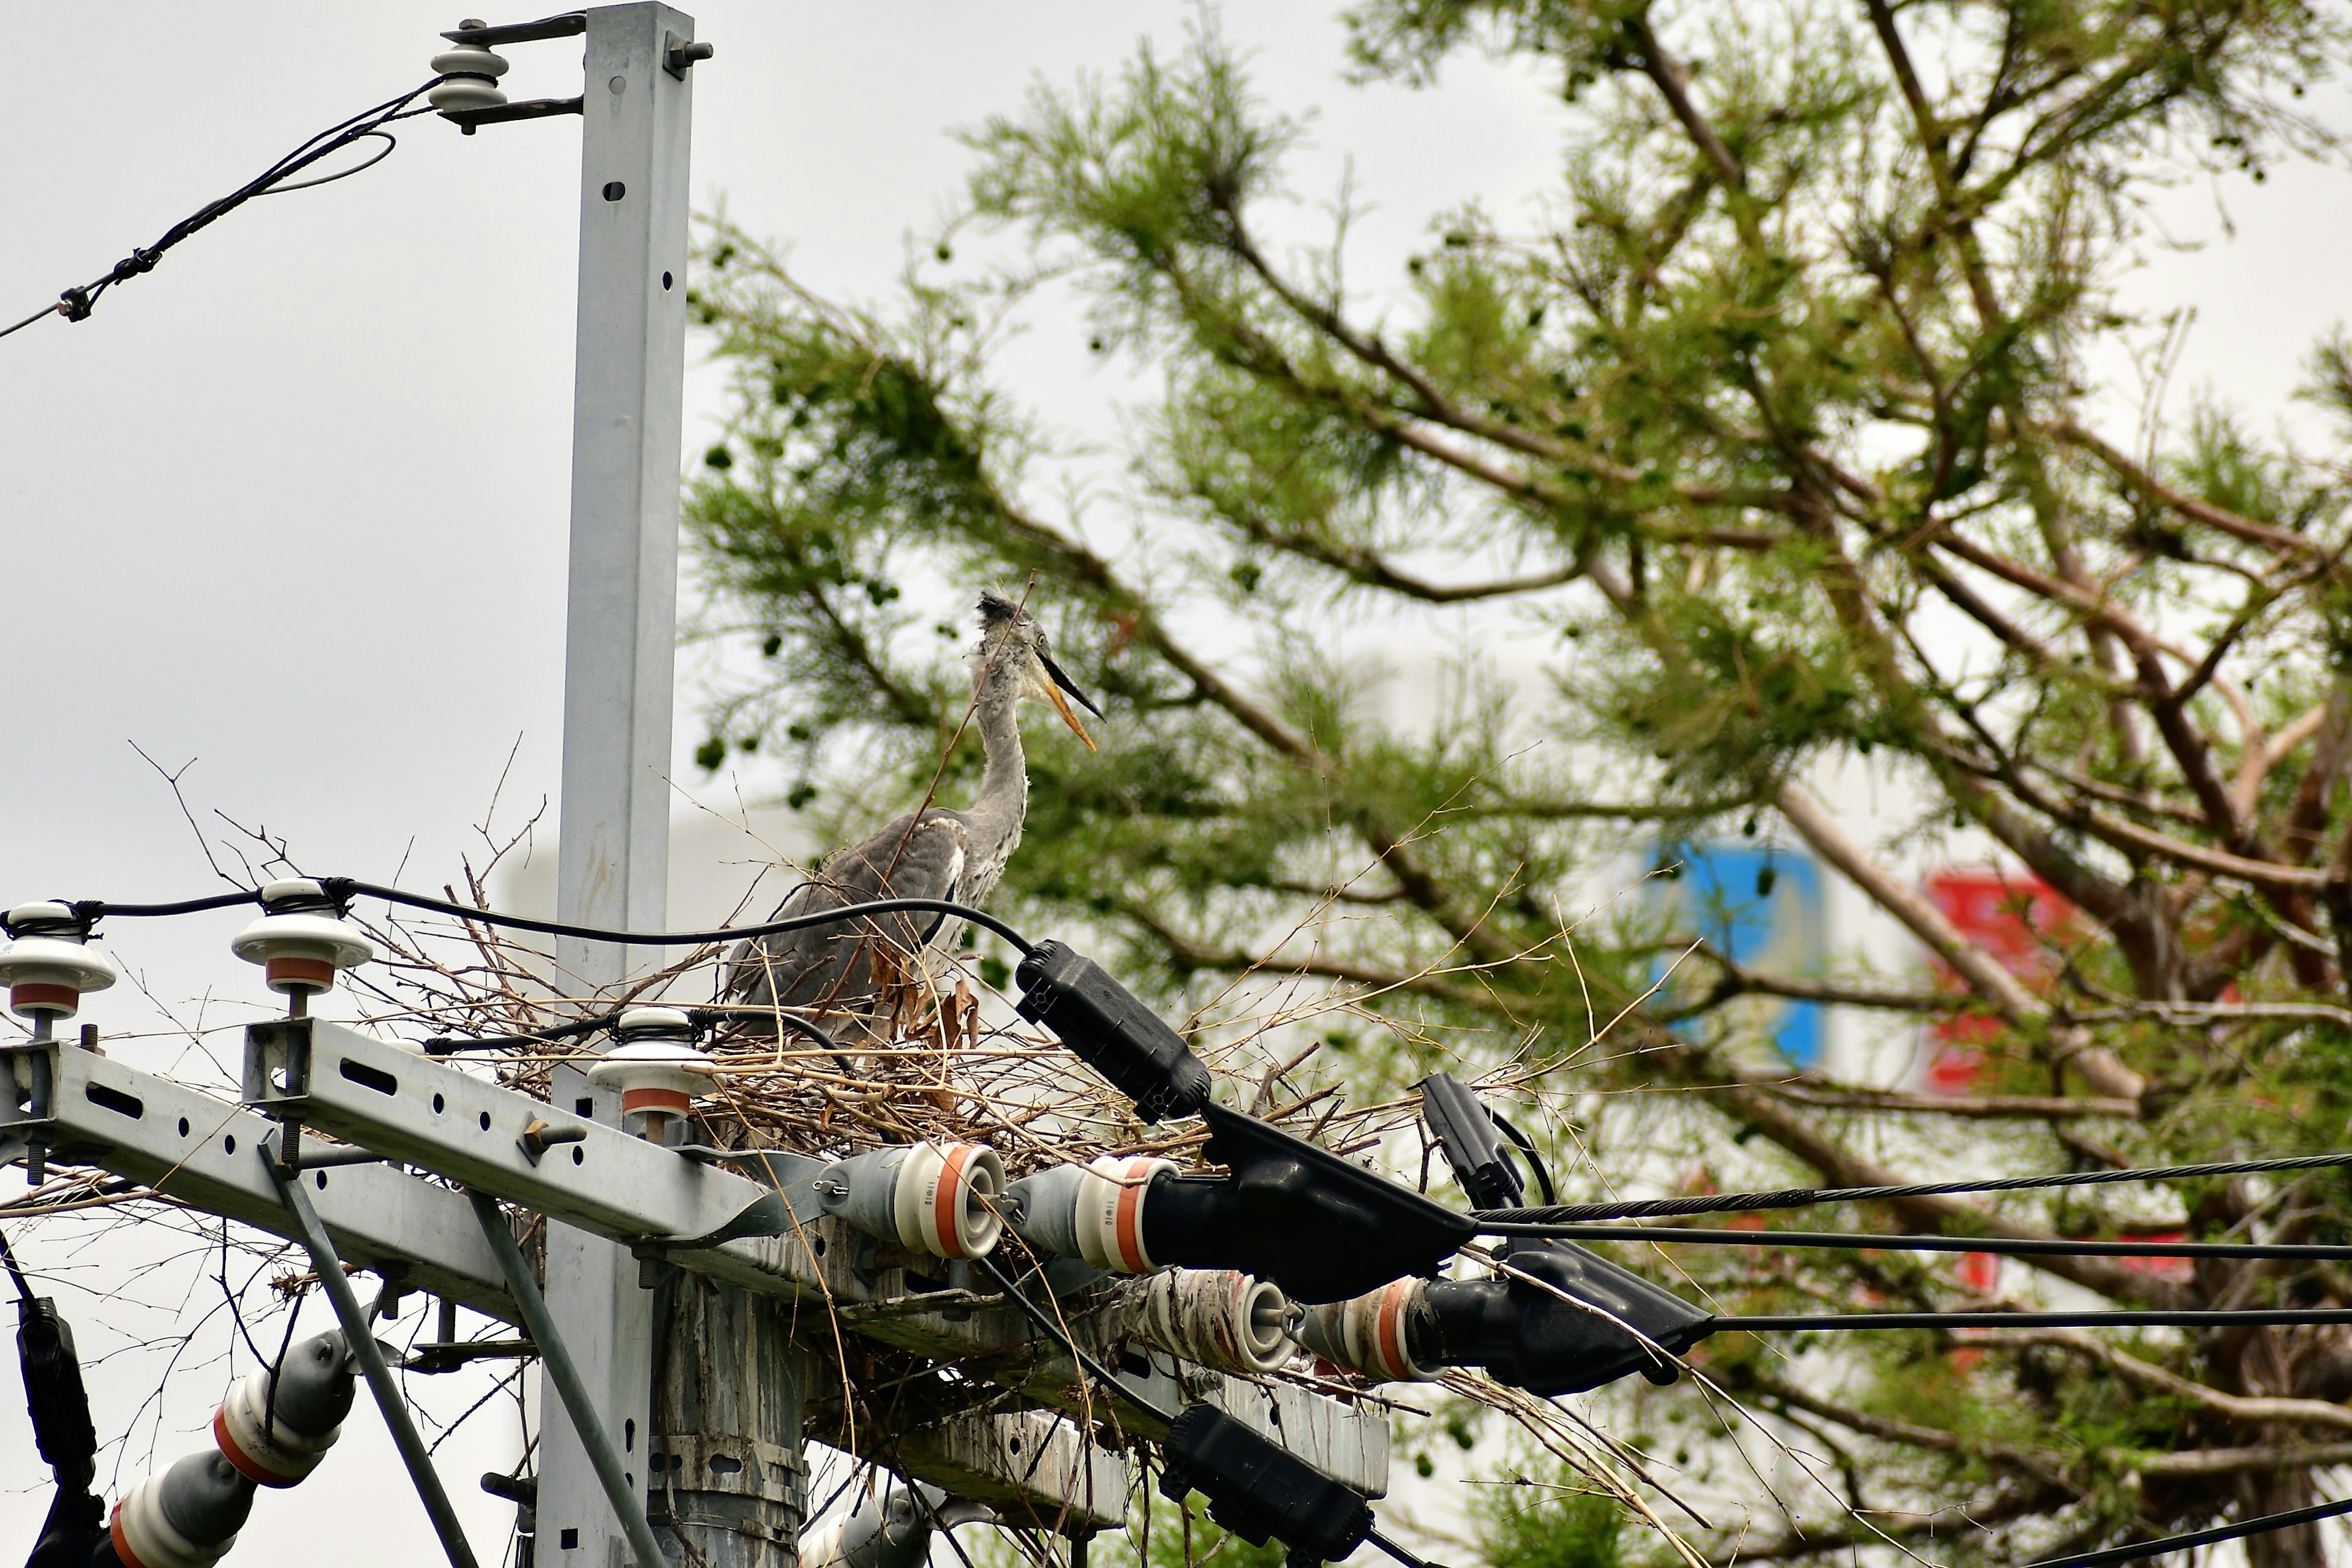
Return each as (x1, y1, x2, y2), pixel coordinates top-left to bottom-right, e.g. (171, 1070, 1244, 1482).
(661, 271, 673, 290)
(177, 1116, 190, 1137)
(479, 1111, 492, 1131)
(624, 1419, 635, 1452)
(560, 1530, 579, 1550)
(602, 181, 626, 202)
(575, 1098, 594, 1116)
(571, 1147, 584, 1166)
(433, 1093, 445, 1114)
(224, 1134, 237, 1155)
(315, 1170, 328, 1190)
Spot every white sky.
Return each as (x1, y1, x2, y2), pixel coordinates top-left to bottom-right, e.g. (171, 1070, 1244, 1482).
(0, 3, 2345, 1563)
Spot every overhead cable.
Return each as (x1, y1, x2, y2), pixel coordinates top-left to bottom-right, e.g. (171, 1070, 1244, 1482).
(1729, 1307, 2352, 1331)
(1477, 1149, 2352, 1225)
(2016, 1496, 2352, 1568)
(1494, 1222, 2352, 1263)
(3, 80, 447, 344)
(57, 880, 1035, 954)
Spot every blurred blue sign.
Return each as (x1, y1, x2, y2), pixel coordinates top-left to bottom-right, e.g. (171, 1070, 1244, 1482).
(1654, 843, 1826, 1068)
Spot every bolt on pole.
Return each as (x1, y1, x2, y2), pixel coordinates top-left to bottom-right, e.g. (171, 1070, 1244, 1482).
(543, 7, 697, 1565)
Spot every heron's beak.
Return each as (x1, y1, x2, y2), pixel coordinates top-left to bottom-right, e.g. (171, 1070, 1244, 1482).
(1038, 654, 1101, 750)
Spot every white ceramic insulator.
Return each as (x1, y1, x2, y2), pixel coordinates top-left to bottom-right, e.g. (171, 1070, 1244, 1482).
(0, 911, 119, 1019)
(430, 44, 510, 78)
(211, 1368, 341, 1487)
(428, 43, 510, 114)
(428, 76, 508, 113)
(229, 913, 375, 995)
(892, 1142, 1005, 1259)
(109, 1478, 235, 1568)
(1139, 1269, 1296, 1375)
(1073, 1155, 1174, 1275)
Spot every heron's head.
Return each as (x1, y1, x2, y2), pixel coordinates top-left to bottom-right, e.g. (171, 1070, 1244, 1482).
(973, 590, 1102, 750)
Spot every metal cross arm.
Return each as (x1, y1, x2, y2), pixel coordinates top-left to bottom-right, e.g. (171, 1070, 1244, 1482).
(1, 1037, 516, 1322)
(245, 1019, 786, 1247)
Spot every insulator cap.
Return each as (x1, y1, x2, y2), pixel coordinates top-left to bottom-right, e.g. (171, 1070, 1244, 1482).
(110, 1450, 254, 1568)
(0, 903, 118, 1020)
(428, 42, 510, 113)
(614, 1006, 696, 1042)
(230, 911, 374, 997)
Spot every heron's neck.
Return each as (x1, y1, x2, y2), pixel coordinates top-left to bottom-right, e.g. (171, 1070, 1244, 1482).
(969, 685, 1028, 843)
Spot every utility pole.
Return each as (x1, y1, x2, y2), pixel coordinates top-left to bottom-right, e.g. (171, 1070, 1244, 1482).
(538, 7, 730, 1567)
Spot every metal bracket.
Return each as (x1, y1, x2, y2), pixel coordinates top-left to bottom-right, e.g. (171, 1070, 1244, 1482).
(897, 1411, 1128, 1532)
(266, 1135, 481, 1568)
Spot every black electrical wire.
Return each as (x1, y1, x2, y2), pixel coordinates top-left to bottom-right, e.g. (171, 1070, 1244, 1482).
(971, 1251, 1178, 1424)
(61, 891, 261, 927)
(5, 79, 447, 342)
(2016, 1495, 2352, 1568)
(1477, 1149, 2352, 1226)
(1491, 1114, 1556, 1206)
(1728, 1308, 2352, 1332)
(0, 1225, 32, 1302)
(1493, 1222, 2352, 1262)
(425, 1005, 844, 1056)
(335, 880, 1039, 955)
(64, 878, 1037, 954)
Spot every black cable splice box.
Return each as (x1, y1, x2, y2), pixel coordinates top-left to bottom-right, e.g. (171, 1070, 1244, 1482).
(1158, 1404, 1374, 1567)
(1014, 941, 1213, 1121)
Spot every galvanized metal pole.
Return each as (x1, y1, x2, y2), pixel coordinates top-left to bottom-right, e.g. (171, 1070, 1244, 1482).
(543, 7, 696, 1566)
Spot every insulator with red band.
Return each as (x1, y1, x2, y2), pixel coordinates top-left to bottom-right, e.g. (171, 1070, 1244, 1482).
(0, 902, 118, 1021)
(100, 1330, 354, 1568)
(587, 1009, 714, 1142)
(818, 1140, 1008, 1260)
(107, 1451, 252, 1568)
(1298, 1278, 1435, 1385)
(1005, 1155, 1175, 1275)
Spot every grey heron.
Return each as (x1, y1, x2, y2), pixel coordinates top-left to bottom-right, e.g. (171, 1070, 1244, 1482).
(723, 590, 1101, 1028)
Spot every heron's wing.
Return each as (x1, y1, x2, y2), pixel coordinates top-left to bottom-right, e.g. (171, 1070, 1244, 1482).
(725, 811, 971, 1014)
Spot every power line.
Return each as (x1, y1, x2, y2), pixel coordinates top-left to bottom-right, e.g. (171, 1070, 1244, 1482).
(1477, 1150, 2352, 1224)
(4, 80, 445, 344)
(56, 878, 1037, 955)
(2017, 1496, 2352, 1568)
(1729, 1308, 2352, 1331)
(1492, 1222, 2352, 1262)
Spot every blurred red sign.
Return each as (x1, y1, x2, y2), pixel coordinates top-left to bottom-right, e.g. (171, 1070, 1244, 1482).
(1921, 870, 2077, 1092)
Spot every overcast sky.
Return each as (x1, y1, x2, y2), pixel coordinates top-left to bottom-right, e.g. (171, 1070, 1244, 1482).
(1, 3, 2345, 1562)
